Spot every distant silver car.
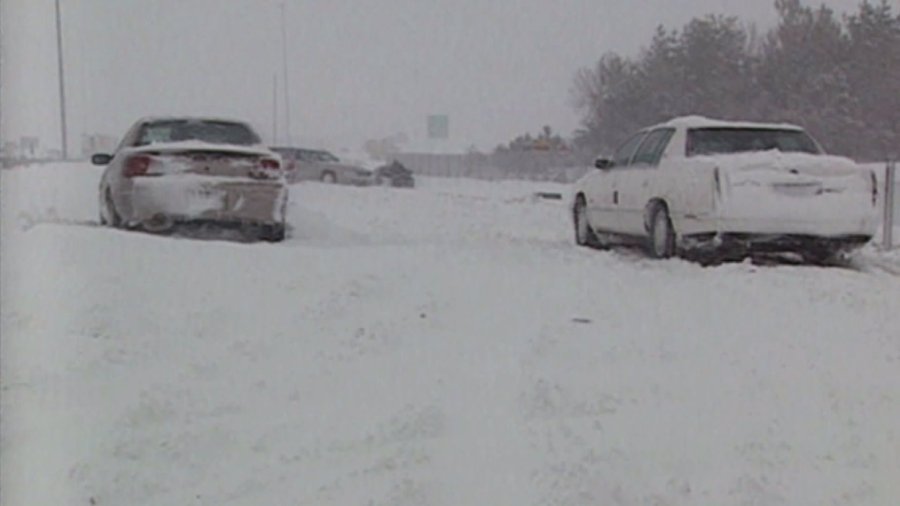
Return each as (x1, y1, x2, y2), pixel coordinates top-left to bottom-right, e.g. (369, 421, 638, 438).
(271, 147, 374, 185)
(93, 117, 288, 241)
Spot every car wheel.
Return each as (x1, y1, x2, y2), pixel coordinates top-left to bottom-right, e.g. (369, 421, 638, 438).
(99, 194, 108, 226)
(102, 188, 121, 228)
(259, 223, 286, 242)
(648, 203, 676, 259)
(321, 171, 337, 184)
(573, 195, 600, 248)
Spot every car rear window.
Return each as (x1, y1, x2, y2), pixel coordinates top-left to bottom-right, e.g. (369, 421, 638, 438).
(135, 120, 261, 146)
(686, 128, 820, 156)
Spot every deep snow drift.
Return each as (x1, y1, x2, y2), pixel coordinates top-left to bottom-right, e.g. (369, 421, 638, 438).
(2, 163, 899, 506)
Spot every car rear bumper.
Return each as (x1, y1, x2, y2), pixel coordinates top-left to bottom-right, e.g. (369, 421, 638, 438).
(681, 232, 872, 257)
(120, 176, 288, 228)
(676, 191, 879, 239)
(717, 215, 877, 237)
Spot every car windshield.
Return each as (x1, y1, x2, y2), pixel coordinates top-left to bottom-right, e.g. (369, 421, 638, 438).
(313, 151, 339, 162)
(686, 128, 820, 156)
(135, 120, 261, 146)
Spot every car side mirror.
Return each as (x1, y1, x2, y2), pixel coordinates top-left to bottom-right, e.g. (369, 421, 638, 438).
(594, 158, 613, 170)
(91, 153, 113, 165)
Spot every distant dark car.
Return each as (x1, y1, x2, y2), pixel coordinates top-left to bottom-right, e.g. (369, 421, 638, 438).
(374, 160, 415, 188)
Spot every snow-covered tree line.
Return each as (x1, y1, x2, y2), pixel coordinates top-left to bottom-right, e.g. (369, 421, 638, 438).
(572, 0, 900, 161)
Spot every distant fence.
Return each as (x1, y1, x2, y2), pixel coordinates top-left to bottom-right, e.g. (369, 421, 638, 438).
(1, 157, 67, 169)
(393, 151, 590, 183)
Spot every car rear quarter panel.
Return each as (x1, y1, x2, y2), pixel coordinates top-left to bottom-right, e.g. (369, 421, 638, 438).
(650, 129, 718, 235)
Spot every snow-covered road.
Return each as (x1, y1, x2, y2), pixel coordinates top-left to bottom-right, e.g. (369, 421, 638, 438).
(2, 163, 899, 506)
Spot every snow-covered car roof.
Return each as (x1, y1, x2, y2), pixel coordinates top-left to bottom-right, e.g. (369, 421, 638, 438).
(653, 115, 805, 132)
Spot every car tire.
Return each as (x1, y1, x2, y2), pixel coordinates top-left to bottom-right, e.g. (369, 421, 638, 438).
(573, 195, 601, 248)
(648, 203, 676, 259)
(102, 188, 122, 228)
(259, 223, 286, 242)
(321, 171, 337, 184)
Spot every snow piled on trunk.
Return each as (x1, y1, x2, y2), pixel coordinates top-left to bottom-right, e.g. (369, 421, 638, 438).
(2, 163, 899, 506)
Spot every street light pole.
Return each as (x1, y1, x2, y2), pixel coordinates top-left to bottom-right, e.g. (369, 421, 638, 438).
(279, 2, 292, 145)
(272, 74, 278, 144)
(55, 0, 68, 159)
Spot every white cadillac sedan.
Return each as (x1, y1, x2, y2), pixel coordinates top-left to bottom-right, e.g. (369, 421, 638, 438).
(572, 116, 879, 264)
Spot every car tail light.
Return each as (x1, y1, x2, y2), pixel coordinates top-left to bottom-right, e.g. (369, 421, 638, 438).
(870, 170, 878, 206)
(123, 154, 153, 177)
(259, 158, 280, 170)
(250, 158, 281, 180)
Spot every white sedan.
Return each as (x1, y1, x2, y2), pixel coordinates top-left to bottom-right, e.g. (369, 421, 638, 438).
(572, 116, 880, 264)
(94, 117, 288, 241)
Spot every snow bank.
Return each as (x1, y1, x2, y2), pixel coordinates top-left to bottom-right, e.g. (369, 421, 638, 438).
(2, 163, 899, 506)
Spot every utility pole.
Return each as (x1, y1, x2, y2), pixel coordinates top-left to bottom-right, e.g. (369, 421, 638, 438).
(55, 0, 68, 159)
(272, 74, 278, 144)
(279, 2, 292, 145)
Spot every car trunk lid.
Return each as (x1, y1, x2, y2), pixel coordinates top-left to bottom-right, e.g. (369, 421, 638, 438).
(715, 152, 866, 196)
(126, 142, 283, 181)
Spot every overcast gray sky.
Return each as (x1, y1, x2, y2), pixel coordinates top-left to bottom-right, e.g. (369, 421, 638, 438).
(0, 0, 877, 154)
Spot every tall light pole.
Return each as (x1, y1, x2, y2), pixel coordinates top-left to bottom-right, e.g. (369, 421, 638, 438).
(279, 2, 292, 145)
(55, 0, 68, 159)
(272, 74, 278, 144)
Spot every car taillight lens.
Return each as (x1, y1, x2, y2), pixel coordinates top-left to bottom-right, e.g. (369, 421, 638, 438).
(259, 158, 280, 170)
(123, 155, 153, 177)
(250, 158, 281, 180)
